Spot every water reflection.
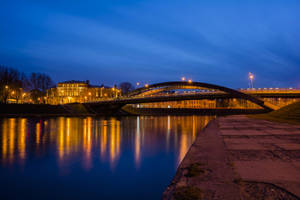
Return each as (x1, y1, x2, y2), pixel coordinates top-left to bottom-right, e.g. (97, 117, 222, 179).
(1, 118, 27, 165)
(0, 115, 214, 199)
(0, 116, 213, 169)
(135, 116, 141, 167)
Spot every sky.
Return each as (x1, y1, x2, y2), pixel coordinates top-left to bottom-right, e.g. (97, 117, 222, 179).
(1, 0, 300, 88)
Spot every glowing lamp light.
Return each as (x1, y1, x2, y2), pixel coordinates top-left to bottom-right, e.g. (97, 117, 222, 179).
(181, 77, 186, 81)
(188, 79, 192, 83)
(248, 72, 254, 89)
(145, 84, 149, 88)
(249, 74, 254, 80)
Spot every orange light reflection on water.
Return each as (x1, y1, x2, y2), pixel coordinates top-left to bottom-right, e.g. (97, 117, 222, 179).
(1, 116, 214, 171)
(1, 118, 27, 165)
(135, 116, 141, 168)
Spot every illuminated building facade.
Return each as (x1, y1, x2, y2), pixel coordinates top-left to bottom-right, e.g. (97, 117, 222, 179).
(46, 80, 121, 104)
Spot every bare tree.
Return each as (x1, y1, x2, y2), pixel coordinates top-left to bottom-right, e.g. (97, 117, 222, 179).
(0, 65, 23, 103)
(0, 65, 54, 104)
(119, 82, 134, 95)
(28, 73, 54, 92)
(28, 73, 54, 104)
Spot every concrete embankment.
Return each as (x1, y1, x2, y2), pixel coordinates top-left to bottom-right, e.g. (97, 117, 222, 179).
(163, 115, 300, 200)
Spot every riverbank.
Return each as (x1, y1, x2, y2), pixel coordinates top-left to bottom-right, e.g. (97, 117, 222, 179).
(163, 115, 300, 200)
(0, 103, 91, 117)
(250, 101, 300, 125)
(0, 103, 128, 117)
(0, 103, 270, 117)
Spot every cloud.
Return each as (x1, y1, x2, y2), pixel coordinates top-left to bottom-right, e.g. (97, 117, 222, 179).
(1, 0, 299, 87)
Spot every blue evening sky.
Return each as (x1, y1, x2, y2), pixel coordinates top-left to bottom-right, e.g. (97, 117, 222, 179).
(1, 0, 299, 88)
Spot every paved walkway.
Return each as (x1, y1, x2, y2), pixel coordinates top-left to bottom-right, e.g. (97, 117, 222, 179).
(163, 115, 300, 200)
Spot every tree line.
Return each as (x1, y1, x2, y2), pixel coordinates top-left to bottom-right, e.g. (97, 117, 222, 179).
(0, 65, 54, 103)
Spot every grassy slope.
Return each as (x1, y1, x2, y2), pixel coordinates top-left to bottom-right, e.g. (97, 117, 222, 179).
(250, 101, 300, 124)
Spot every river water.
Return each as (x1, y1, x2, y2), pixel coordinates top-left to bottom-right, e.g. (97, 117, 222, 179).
(0, 116, 214, 199)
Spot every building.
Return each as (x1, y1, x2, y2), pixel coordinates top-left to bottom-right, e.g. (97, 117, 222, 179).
(46, 80, 121, 104)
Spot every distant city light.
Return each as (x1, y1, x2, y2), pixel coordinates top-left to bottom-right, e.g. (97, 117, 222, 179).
(181, 77, 186, 81)
(145, 84, 149, 88)
(188, 79, 192, 83)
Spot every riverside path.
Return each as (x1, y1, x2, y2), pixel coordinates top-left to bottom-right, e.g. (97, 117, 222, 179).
(163, 115, 300, 200)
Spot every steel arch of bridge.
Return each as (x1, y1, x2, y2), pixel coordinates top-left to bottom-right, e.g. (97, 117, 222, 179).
(128, 81, 272, 111)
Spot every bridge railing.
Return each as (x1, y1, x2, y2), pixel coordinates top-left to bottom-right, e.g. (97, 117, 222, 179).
(240, 88, 300, 94)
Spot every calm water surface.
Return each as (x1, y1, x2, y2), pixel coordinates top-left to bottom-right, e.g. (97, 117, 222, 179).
(0, 116, 213, 199)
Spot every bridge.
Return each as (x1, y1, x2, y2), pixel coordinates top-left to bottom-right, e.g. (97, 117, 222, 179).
(80, 81, 300, 114)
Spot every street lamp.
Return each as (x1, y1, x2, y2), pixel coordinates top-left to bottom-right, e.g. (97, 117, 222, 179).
(181, 77, 186, 81)
(248, 72, 254, 89)
(136, 82, 140, 86)
(145, 84, 149, 88)
(188, 79, 192, 83)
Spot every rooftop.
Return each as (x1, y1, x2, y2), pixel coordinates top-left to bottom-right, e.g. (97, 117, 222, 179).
(58, 80, 88, 84)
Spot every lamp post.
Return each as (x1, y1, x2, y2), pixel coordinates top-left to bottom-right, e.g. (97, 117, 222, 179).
(248, 72, 254, 89)
(181, 77, 186, 81)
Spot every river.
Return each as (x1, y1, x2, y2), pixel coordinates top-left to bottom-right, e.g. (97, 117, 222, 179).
(0, 115, 214, 199)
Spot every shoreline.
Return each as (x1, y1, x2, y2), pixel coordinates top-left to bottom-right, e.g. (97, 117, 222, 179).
(0, 103, 270, 117)
(163, 115, 300, 199)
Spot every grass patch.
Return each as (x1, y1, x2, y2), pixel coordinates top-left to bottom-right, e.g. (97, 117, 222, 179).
(174, 186, 204, 200)
(185, 163, 209, 177)
(250, 101, 300, 125)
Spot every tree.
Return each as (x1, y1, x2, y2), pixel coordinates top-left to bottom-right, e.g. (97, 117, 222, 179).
(28, 72, 54, 92)
(119, 82, 134, 95)
(0, 65, 24, 103)
(28, 73, 54, 104)
(30, 89, 45, 104)
(0, 65, 54, 104)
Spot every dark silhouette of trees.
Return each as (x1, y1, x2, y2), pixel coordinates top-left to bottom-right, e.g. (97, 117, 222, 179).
(0, 65, 25, 103)
(28, 72, 54, 92)
(0, 65, 54, 103)
(119, 82, 134, 95)
(28, 73, 54, 103)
